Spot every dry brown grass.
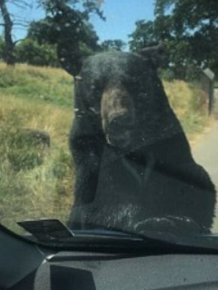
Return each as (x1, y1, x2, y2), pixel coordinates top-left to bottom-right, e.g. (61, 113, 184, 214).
(0, 93, 74, 232)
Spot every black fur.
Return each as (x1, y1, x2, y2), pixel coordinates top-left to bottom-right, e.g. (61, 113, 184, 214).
(68, 51, 216, 234)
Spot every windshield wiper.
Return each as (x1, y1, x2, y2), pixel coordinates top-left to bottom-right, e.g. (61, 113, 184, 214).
(18, 218, 147, 243)
(18, 219, 218, 254)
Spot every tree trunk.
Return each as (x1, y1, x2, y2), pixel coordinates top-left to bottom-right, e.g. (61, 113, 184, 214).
(0, 0, 15, 65)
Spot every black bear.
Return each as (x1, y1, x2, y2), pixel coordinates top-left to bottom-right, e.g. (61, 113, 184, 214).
(67, 49, 216, 235)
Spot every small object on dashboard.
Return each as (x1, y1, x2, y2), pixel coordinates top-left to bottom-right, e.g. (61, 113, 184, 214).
(18, 219, 74, 242)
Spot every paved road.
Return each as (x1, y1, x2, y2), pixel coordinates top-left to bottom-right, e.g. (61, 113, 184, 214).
(192, 89, 218, 232)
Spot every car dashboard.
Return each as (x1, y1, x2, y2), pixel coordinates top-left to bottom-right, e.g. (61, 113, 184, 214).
(1, 225, 218, 290)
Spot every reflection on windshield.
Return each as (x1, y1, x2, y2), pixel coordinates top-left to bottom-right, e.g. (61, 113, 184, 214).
(0, 0, 217, 244)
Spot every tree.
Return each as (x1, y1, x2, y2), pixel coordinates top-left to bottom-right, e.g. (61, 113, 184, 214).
(0, 0, 103, 69)
(0, 0, 15, 65)
(101, 39, 126, 51)
(129, 20, 158, 52)
(128, 19, 172, 75)
(16, 38, 58, 66)
(130, 1, 218, 79)
(155, 0, 218, 75)
(27, 13, 100, 73)
(37, 0, 104, 75)
(0, 0, 34, 65)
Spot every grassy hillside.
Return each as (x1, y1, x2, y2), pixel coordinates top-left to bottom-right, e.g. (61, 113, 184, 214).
(163, 80, 210, 141)
(0, 63, 210, 232)
(0, 63, 73, 107)
(0, 64, 74, 232)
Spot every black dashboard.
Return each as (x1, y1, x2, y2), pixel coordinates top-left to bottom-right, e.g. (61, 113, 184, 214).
(34, 253, 218, 290)
(1, 225, 218, 290)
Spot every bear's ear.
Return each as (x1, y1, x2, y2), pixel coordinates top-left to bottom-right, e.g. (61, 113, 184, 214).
(139, 42, 166, 69)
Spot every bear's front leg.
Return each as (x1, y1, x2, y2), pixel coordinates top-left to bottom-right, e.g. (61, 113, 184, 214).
(68, 112, 104, 229)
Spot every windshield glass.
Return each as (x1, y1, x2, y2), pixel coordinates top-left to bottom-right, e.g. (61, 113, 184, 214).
(0, 0, 218, 247)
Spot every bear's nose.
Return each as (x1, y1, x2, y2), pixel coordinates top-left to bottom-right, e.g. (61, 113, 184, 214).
(106, 114, 134, 148)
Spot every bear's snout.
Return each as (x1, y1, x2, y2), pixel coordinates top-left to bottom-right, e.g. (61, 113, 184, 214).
(101, 86, 135, 149)
(105, 113, 134, 149)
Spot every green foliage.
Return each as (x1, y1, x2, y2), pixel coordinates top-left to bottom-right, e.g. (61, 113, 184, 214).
(35, 0, 103, 75)
(16, 39, 59, 67)
(129, 1, 218, 80)
(160, 68, 175, 81)
(154, 0, 218, 76)
(1, 0, 103, 69)
(129, 20, 158, 51)
(101, 39, 126, 51)
(26, 13, 100, 74)
(39, 0, 104, 19)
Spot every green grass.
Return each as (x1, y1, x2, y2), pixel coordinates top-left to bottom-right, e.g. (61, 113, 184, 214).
(0, 63, 211, 233)
(0, 78, 74, 232)
(0, 63, 73, 107)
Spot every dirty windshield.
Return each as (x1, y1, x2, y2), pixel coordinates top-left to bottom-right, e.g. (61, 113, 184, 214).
(0, 0, 218, 245)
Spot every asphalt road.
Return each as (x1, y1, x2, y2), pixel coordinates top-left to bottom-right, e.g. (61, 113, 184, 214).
(192, 89, 218, 232)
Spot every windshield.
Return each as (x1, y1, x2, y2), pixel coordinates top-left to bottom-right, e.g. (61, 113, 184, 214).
(0, 0, 218, 248)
